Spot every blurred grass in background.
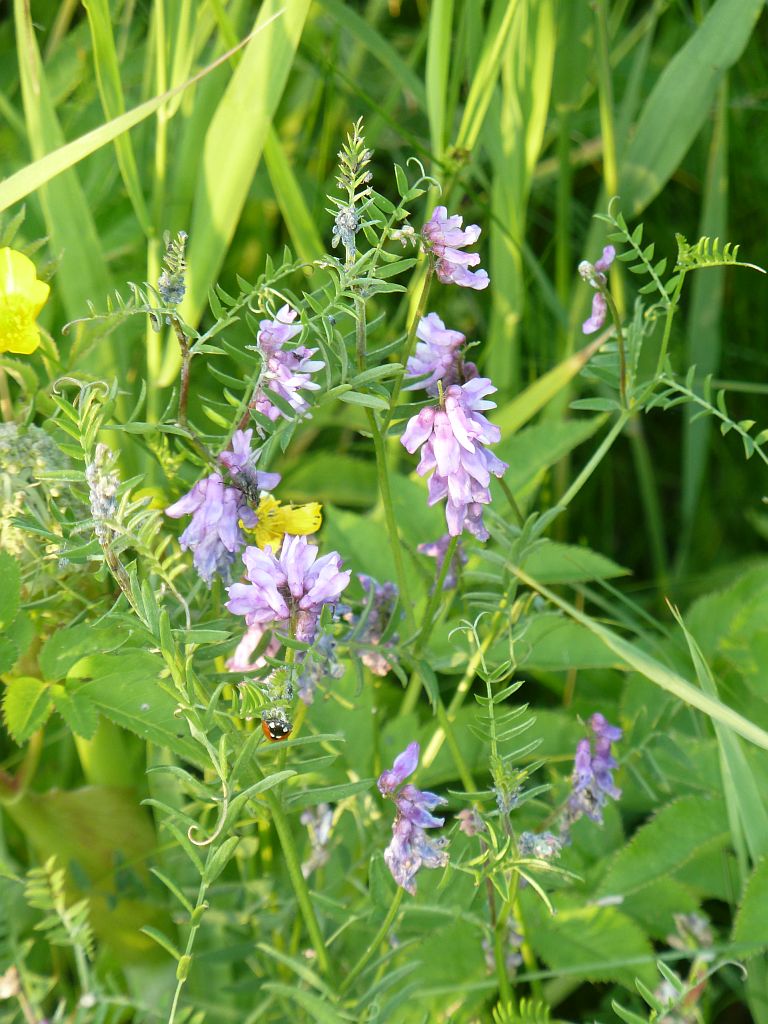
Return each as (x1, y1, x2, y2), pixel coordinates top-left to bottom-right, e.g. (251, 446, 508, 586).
(1, 0, 767, 596)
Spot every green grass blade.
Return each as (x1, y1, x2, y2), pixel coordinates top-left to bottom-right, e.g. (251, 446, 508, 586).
(454, 0, 521, 152)
(670, 603, 768, 869)
(13, 0, 111, 327)
(264, 127, 324, 262)
(81, 0, 151, 233)
(0, 23, 272, 213)
(511, 564, 768, 753)
(426, 0, 454, 160)
(180, 0, 311, 333)
(621, 0, 763, 215)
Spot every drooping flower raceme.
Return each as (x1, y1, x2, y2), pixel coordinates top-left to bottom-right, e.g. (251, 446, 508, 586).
(225, 534, 350, 643)
(0, 248, 50, 355)
(405, 313, 477, 397)
(401, 379, 508, 540)
(251, 304, 324, 422)
(166, 429, 278, 585)
(378, 741, 449, 895)
(579, 245, 615, 335)
(561, 712, 622, 832)
(423, 207, 490, 290)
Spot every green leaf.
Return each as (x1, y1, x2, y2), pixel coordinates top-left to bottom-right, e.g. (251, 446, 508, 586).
(67, 653, 202, 763)
(51, 687, 99, 740)
(0, 551, 21, 629)
(0, 638, 19, 674)
(39, 622, 130, 682)
(521, 542, 629, 584)
(204, 836, 240, 885)
(597, 796, 728, 897)
(732, 858, 768, 959)
(262, 982, 348, 1024)
(3, 677, 53, 744)
(285, 779, 373, 811)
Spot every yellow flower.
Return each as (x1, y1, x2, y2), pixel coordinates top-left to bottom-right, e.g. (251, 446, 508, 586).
(0, 248, 50, 355)
(248, 494, 322, 550)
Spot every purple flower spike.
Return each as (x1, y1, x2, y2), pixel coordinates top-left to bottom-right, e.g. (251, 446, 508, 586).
(401, 379, 507, 540)
(378, 742, 449, 894)
(226, 624, 280, 672)
(561, 712, 622, 833)
(582, 292, 608, 335)
(166, 473, 257, 585)
(252, 304, 324, 423)
(219, 428, 281, 495)
(344, 575, 399, 676)
(405, 313, 470, 396)
(226, 535, 350, 643)
(579, 245, 616, 335)
(595, 245, 616, 274)
(423, 207, 490, 290)
(418, 533, 468, 591)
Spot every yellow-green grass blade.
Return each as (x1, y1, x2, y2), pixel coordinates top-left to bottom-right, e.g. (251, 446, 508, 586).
(486, 0, 556, 392)
(426, 0, 454, 159)
(82, 0, 151, 233)
(0, 20, 276, 213)
(670, 603, 768, 870)
(511, 564, 768, 753)
(620, 0, 763, 215)
(179, 0, 311, 338)
(13, 0, 111, 329)
(454, 0, 520, 153)
(264, 128, 324, 262)
(493, 334, 605, 436)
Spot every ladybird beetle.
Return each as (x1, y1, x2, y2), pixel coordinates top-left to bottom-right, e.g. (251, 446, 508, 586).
(261, 715, 292, 742)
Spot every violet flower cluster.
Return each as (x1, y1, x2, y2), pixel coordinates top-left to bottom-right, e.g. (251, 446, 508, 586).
(294, 633, 344, 705)
(378, 741, 449, 895)
(404, 313, 477, 397)
(225, 534, 350, 643)
(561, 712, 622, 832)
(344, 574, 399, 676)
(579, 245, 615, 335)
(423, 207, 490, 290)
(401, 379, 508, 540)
(166, 429, 278, 585)
(251, 304, 323, 422)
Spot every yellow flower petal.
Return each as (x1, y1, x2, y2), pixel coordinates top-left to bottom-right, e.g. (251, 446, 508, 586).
(0, 248, 50, 355)
(252, 495, 322, 550)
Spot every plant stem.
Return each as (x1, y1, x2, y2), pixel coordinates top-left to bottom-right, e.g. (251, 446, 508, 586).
(498, 479, 525, 527)
(167, 878, 209, 1024)
(172, 315, 192, 427)
(385, 262, 434, 428)
(557, 410, 630, 511)
(264, 789, 332, 978)
(339, 886, 404, 995)
(602, 289, 627, 407)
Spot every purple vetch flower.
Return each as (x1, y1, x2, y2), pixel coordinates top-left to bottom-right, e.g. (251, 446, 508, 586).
(378, 742, 449, 894)
(423, 207, 490, 290)
(405, 313, 477, 396)
(225, 534, 351, 643)
(561, 712, 623, 832)
(344, 574, 399, 676)
(300, 803, 334, 878)
(401, 378, 508, 540)
(518, 831, 562, 861)
(456, 807, 485, 837)
(251, 304, 324, 422)
(579, 245, 616, 335)
(219, 428, 281, 499)
(418, 533, 468, 591)
(166, 474, 257, 585)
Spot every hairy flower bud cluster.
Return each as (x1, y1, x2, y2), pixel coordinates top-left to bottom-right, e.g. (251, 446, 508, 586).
(85, 443, 120, 546)
(251, 304, 324, 423)
(401, 379, 507, 540)
(378, 742, 449, 895)
(226, 534, 350, 643)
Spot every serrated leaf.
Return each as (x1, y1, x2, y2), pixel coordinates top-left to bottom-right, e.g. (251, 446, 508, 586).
(39, 622, 129, 681)
(51, 687, 99, 740)
(0, 637, 19, 673)
(3, 676, 52, 744)
(731, 858, 768, 959)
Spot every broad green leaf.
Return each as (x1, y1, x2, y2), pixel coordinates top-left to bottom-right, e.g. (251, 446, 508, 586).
(2, 676, 52, 744)
(39, 622, 130, 682)
(521, 542, 629, 584)
(0, 551, 20, 628)
(68, 652, 202, 763)
(597, 795, 728, 897)
(51, 686, 99, 740)
(0, 638, 19, 674)
(519, 614, 626, 672)
(279, 454, 377, 507)
(732, 858, 768, 959)
(496, 415, 604, 497)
